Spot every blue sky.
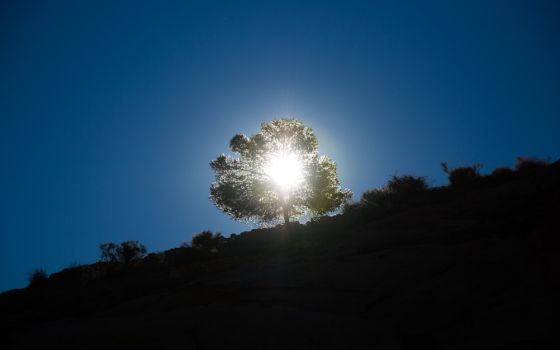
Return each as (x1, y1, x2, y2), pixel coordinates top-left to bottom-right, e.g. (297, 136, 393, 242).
(1, 0, 559, 291)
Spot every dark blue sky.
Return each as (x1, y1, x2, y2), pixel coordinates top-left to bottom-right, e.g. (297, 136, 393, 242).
(1, 0, 559, 291)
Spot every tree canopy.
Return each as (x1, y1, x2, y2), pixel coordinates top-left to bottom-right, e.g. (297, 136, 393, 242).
(210, 118, 351, 224)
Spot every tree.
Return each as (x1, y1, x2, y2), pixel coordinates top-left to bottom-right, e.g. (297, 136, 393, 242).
(210, 118, 351, 224)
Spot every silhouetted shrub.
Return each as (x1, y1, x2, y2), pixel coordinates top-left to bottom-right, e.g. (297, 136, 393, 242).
(359, 175, 428, 209)
(191, 230, 224, 252)
(491, 166, 513, 177)
(341, 201, 360, 215)
(490, 166, 515, 183)
(515, 156, 549, 173)
(145, 252, 165, 265)
(99, 242, 119, 263)
(49, 264, 98, 287)
(99, 241, 147, 265)
(343, 175, 430, 221)
(28, 268, 48, 287)
(117, 240, 147, 265)
(441, 162, 482, 187)
(385, 175, 429, 194)
(361, 188, 392, 208)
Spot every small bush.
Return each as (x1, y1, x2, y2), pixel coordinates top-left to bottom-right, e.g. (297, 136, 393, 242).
(341, 201, 360, 215)
(491, 166, 513, 177)
(28, 268, 48, 287)
(99, 242, 119, 263)
(515, 156, 549, 173)
(441, 162, 482, 187)
(99, 241, 147, 265)
(191, 230, 223, 252)
(352, 175, 429, 218)
(361, 188, 391, 207)
(490, 166, 515, 183)
(117, 240, 147, 265)
(385, 175, 429, 194)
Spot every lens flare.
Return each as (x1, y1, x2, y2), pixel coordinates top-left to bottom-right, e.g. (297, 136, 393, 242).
(264, 152, 304, 193)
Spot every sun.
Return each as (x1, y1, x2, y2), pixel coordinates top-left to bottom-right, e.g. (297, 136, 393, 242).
(264, 151, 304, 193)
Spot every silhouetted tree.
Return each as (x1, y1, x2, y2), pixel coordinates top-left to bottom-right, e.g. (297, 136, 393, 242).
(210, 118, 351, 224)
(99, 241, 147, 266)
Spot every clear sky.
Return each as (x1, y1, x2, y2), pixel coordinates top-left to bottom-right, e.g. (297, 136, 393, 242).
(1, 0, 559, 291)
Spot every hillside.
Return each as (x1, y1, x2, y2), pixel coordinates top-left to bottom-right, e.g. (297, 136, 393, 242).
(1, 160, 560, 349)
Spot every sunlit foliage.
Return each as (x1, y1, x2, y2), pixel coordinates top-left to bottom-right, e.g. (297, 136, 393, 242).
(210, 118, 351, 224)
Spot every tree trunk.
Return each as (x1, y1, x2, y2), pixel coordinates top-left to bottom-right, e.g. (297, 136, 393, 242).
(283, 207, 290, 224)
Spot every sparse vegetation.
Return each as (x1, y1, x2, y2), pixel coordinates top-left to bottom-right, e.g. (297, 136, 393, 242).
(190, 230, 224, 252)
(4, 156, 559, 349)
(385, 175, 429, 194)
(360, 188, 392, 208)
(515, 156, 549, 173)
(99, 241, 147, 265)
(441, 162, 482, 187)
(28, 268, 48, 287)
(13, 156, 559, 307)
(117, 240, 147, 265)
(343, 175, 430, 219)
(99, 242, 119, 263)
(489, 166, 515, 183)
(491, 166, 513, 178)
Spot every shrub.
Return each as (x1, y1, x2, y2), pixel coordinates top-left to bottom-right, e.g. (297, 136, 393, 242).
(491, 166, 513, 177)
(441, 162, 482, 187)
(385, 175, 429, 194)
(28, 268, 48, 287)
(99, 242, 119, 263)
(99, 241, 147, 265)
(358, 175, 428, 209)
(191, 230, 223, 252)
(490, 166, 515, 183)
(341, 201, 360, 215)
(515, 156, 549, 173)
(360, 188, 391, 208)
(349, 176, 425, 219)
(117, 240, 147, 266)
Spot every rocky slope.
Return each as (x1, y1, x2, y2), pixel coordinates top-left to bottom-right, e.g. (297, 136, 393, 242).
(2, 161, 559, 349)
